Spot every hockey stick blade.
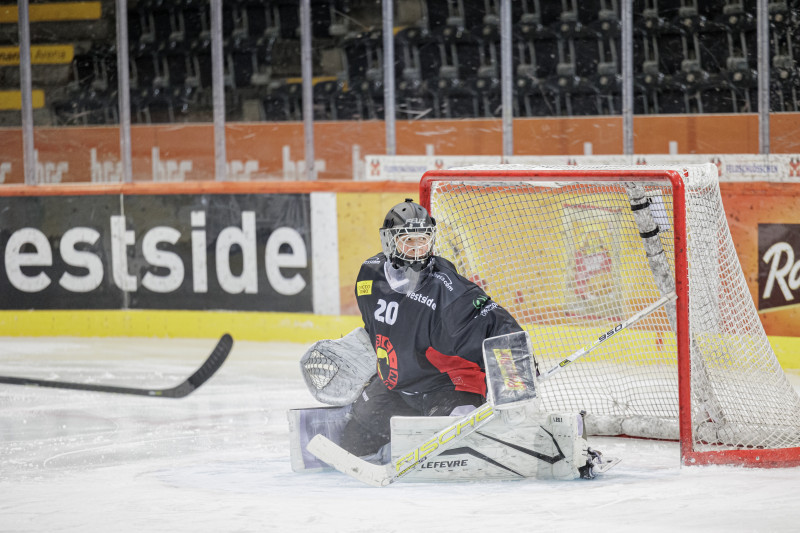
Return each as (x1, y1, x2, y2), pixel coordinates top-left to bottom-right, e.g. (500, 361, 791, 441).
(307, 403, 496, 487)
(307, 434, 393, 487)
(0, 333, 233, 398)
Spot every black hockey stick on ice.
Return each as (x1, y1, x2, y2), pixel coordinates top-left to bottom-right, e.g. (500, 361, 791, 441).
(0, 333, 233, 398)
(307, 292, 677, 487)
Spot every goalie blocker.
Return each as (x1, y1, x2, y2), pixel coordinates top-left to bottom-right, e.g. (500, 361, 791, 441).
(290, 330, 618, 483)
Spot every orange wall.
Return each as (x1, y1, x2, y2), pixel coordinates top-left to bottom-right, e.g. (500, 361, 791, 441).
(1, 114, 799, 183)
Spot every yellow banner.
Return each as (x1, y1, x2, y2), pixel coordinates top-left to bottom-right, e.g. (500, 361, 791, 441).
(0, 2, 101, 23)
(0, 44, 74, 65)
(0, 90, 45, 110)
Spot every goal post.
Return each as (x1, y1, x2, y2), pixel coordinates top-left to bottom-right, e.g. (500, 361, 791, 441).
(420, 163, 800, 468)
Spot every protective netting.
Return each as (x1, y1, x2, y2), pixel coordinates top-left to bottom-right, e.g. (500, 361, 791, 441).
(426, 164, 800, 456)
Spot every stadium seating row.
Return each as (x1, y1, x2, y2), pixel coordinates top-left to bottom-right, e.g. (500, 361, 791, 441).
(1, 0, 799, 125)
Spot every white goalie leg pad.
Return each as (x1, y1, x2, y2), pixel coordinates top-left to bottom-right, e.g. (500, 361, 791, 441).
(390, 405, 592, 482)
(534, 412, 588, 481)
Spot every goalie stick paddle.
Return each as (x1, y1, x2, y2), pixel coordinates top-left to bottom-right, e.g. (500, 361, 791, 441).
(308, 292, 677, 487)
(0, 333, 233, 398)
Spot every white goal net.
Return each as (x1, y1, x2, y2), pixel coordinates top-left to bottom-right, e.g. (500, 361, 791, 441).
(423, 163, 800, 467)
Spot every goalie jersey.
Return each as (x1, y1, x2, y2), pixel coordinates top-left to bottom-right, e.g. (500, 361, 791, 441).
(355, 254, 522, 397)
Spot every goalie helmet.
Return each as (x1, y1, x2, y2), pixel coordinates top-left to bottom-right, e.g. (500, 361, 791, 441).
(380, 199, 436, 270)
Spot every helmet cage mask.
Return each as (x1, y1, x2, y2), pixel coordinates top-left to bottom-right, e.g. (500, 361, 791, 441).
(380, 200, 436, 270)
(380, 221, 436, 270)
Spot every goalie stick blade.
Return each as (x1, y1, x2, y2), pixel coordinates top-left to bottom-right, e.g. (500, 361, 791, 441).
(0, 333, 233, 399)
(306, 434, 393, 487)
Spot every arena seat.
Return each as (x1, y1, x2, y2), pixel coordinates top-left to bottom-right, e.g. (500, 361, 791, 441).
(396, 76, 437, 120)
(432, 76, 478, 119)
(261, 79, 302, 121)
(395, 27, 442, 83)
(515, 72, 558, 117)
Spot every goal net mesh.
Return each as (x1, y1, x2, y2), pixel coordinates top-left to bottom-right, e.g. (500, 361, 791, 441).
(426, 164, 800, 454)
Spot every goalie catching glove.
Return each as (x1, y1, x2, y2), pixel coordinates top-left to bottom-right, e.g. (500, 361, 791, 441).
(300, 327, 376, 406)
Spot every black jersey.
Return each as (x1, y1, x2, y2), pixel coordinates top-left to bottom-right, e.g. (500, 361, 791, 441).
(355, 253, 522, 396)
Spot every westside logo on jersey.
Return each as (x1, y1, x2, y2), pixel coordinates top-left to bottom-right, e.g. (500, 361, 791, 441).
(375, 334, 399, 389)
(357, 280, 373, 296)
(406, 291, 437, 310)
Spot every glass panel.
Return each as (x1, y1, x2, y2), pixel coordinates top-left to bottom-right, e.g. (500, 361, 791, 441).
(3, 1, 800, 185)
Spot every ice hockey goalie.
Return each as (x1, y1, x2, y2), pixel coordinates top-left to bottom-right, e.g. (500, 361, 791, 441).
(289, 330, 618, 483)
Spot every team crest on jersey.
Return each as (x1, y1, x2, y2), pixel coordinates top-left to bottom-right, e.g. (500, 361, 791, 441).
(472, 295, 489, 309)
(376, 334, 399, 389)
(357, 280, 373, 296)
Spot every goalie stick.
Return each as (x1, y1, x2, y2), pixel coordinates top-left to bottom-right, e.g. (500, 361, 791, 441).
(0, 333, 233, 398)
(307, 292, 677, 487)
(539, 291, 677, 379)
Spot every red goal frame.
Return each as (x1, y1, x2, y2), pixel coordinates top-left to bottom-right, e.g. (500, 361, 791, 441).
(421, 167, 800, 468)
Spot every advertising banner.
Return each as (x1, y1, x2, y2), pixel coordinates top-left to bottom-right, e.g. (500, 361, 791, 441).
(758, 223, 800, 313)
(0, 193, 313, 312)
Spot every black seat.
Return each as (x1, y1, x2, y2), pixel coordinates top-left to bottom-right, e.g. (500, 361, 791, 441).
(634, 60, 668, 114)
(545, 62, 600, 116)
(226, 34, 275, 89)
(51, 86, 117, 126)
(515, 72, 558, 117)
(688, 75, 735, 113)
(342, 30, 382, 87)
(312, 78, 340, 120)
(351, 77, 385, 120)
(422, 0, 448, 30)
(171, 83, 204, 121)
(262, 79, 303, 121)
(712, 3, 755, 34)
(179, 0, 210, 44)
(130, 48, 168, 89)
(275, 0, 301, 39)
(473, 74, 501, 117)
(131, 86, 175, 124)
(514, 18, 559, 79)
(242, 1, 277, 39)
(721, 55, 757, 112)
(434, 24, 481, 82)
(134, 0, 174, 47)
(655, 75, 688, 114)
(333, 83, 364, 121)
(591, 62, 621, 115)
(395, 27, 441, 83)
(770, 56, 800, 112)
(432, 76, 479, 119)
(396, 76, 437, 120)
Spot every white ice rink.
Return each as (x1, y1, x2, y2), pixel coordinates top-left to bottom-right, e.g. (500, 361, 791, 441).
(2, 336, 799, 532)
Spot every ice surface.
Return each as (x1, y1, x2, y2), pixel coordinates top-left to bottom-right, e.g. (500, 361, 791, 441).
(1, 336, 799, 532)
